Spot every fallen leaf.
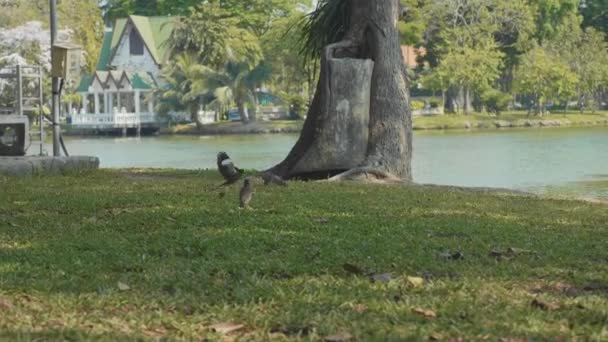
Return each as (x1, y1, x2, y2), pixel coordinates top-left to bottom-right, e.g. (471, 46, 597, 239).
(507, 247, 535, 256)
(314, 217, 329, 224)
(429, 332, 443, 340)
(342, 263, 365, 275)
(117, 281, 131, 291)
(370, 273, 392, 283)
(491, 247, 537, 260)
(412, 307, 437, 319)
(143, 327, 168, 338)
(210, 322, 245, 335)
(406, 276, 425, 288)
(325, 332, 353, 341)
(0, 297, 13, 310)
(531, 298, 559, 311)
(440, 251, 464, 260)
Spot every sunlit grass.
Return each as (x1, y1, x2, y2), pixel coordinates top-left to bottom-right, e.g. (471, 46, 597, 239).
(414, 110, 608, 130)
(0, 170, 607, 340)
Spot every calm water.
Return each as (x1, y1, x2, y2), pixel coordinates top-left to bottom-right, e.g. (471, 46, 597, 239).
(51, 127, 608, 200)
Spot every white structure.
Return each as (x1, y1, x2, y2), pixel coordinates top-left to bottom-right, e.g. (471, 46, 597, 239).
(74, 15, 175, 133)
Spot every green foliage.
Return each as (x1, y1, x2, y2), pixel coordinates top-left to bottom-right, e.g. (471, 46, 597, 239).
(531, 0, 581, 43)
(0, 0, 104, 72)
(262, 13, 314, 99)
(279, 92, 308, 119)
(156, 53, 208, 125)
(296, 0, 349, 66)
(1, 170, 607, 339)
(581, 0, 608, 35)
(514, 47, 579, 114)
(480, 88, 512, 114)
(168, 2, 263, 69)
(411, 100, 425, 111)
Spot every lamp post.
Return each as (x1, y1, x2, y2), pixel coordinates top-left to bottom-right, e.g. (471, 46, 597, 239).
(50, 0, 60, 156)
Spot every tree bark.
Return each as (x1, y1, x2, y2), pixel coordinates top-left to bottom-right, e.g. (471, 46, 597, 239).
(237, 101, 249, 123)
(269, 0, 412, 182)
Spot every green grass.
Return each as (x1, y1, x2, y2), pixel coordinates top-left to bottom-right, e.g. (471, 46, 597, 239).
(166, 120, 303, 135)
(413, 111, 608, 130)
(1, 170, 608, 340)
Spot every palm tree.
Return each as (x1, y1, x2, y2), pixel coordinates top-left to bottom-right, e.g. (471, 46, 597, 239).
(193, 61, 271, 123)
(156, 54, 209, 129)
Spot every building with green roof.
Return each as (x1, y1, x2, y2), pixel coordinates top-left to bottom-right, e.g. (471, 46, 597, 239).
(75, 15, 174, 128)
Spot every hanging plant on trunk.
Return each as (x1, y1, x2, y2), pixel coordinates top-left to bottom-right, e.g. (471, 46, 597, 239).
(268, 0, 412, 182)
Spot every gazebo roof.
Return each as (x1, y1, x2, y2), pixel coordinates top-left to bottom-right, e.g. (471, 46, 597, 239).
(77, 70, 158, 92)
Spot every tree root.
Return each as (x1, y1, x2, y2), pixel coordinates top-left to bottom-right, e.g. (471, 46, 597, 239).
(326, 167, 407, 184)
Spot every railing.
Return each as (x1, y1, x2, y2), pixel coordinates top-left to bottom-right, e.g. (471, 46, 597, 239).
(70, 112, 158, 127)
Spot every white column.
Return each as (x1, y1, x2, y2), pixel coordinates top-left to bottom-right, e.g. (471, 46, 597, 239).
(94, 92, 100, 114)
(134, 90, 141, 113)
(108, 93, 114, 113)
(82, 93, 89, 114)
(147, 93, 154, 113)
(117, 91, 122, 111)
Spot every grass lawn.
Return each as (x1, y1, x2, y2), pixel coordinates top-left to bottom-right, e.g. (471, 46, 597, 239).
(413, 111, 608, 130)
(165, 120, 303, 135)
(1, 170, 607, 340)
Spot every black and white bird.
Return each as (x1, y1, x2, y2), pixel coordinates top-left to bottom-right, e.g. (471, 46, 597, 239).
(217, 152, 244, 186)
(239, 177, 253, 209)
(261, 172, 288, 187)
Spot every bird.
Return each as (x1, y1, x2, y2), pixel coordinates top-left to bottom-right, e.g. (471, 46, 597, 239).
(217, 152, 244, 186)
(239, 177, 253, 209)
(261, 172, 288, 186)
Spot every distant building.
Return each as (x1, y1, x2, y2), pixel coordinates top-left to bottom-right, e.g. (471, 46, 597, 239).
(401, 45, 425, 69)
(73, 15, 175, 133)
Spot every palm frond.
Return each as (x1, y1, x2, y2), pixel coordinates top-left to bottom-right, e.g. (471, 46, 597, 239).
(292, 0, 350, 66)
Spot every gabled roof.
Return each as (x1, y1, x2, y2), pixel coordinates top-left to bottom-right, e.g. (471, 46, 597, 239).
(96, 29, 114, 71)
(77, 71, 158, 92)
(105, 15, 175, 67)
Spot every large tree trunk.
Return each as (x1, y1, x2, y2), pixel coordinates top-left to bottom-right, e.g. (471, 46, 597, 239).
(191, 110, 203, 130)
(269, 0, 412, 182)
(237, 101, 249, 123)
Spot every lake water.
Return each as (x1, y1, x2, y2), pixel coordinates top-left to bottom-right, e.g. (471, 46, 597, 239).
(52, 127, 608, 200)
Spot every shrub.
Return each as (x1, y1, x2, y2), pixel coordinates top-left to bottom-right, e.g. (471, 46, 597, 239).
(481, 89, 511, 114)
(411, 100, 425, 111)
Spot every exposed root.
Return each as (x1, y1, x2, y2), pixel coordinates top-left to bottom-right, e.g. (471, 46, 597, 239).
(326, 167, 406, 184)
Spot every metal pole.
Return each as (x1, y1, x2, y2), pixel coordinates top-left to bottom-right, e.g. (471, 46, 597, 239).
(16, 65, 23, 116)
(38, 67, 44, 156)
(50, 0, 60, 156)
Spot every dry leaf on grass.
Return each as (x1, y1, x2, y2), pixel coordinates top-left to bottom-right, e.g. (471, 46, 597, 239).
(531, 298, 560, 311)
(314, 217, 329, 224)
(0, 297, 13, 310)
(440, 251, 464, 260)
(406, 276, 425, 288)
(412, 307, 437, 319)
(370, 272, 392, 283)
(117, 282, 131, 291)
(143, 327, 168, 338)
(209, 322, 245, 335)
(324, 332, 353, 341)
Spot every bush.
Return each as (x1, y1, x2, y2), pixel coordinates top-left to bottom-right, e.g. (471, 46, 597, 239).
(411, 100, 425, 111)
(279, 93, 308, 119)
(429, 99, 441, 108)
(480, 89, 511, 114)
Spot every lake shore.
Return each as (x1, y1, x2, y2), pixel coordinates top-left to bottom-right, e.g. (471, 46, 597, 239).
(160, 111, 608, 135)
